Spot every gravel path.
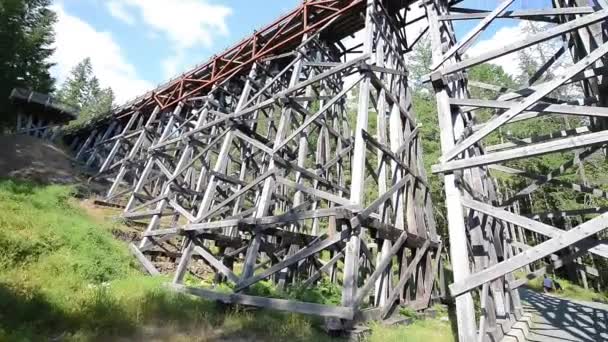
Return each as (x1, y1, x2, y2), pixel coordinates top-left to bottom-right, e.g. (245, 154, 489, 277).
(519, 287, 608, 342)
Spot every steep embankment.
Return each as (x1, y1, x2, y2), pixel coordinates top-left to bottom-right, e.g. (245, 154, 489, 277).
(0, 135, 78, 184)
(0, 180, 341, 341)
(0, 137, 455, 341)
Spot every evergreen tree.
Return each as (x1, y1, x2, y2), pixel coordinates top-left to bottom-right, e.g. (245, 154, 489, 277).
(0, 0, 56, 128)
(56, 58, 115, 125)
(407, 36, 433, 90)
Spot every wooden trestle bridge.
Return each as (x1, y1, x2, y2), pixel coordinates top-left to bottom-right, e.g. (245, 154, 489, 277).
(42, 0, 608, 340)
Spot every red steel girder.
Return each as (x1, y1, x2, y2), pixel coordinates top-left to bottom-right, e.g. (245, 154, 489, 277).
(114, 0, 366, 119)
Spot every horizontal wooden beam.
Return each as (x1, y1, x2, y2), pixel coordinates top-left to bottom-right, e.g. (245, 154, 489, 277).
(441, 7, 595, 21)
(433, 130, 608, 173)
(451, 201, 608, 296)
(171, 283, 355, 319)
(431, 9, 608, 78)
(461, 198, 608, 259)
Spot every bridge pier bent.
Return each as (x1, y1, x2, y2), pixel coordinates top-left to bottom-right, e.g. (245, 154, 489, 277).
(61, 0, 608, 339)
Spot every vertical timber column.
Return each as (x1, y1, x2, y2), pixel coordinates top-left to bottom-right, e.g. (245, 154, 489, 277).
(426, 1, 477, 340)
(126, 104, 183, 212)
(98, 112, 140, 174)
(173, 65, 259, 284)
(240, 50, 307, 281)
(342, 0, 374, 308)
(107, 107, 160, 199)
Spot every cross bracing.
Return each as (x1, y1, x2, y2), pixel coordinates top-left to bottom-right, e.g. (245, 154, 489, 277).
(63, 0, 443, 328)
(60, 0, 608, 339)
(425, 0, 608, 340)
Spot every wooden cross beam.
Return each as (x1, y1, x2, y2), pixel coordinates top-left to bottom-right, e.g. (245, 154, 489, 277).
(451, 200, 608, 296)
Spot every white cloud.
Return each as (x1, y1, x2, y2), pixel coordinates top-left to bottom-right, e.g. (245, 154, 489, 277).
(466, 21, 568, 80)
(107, 1, 135, 26)
(466, 22, 527, 76)
(162, 53, 184, 79)
(123, 0, 231, 49)
(50, 4, 153, 104)
(106, 0, 232, 78)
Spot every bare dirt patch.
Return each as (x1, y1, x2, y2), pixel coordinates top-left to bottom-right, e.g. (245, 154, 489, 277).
(0, 134, 79, 184)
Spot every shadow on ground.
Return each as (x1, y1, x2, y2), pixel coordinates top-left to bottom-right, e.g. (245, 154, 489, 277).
(520, 287, 608, 342)
(0, 281, 335, 341)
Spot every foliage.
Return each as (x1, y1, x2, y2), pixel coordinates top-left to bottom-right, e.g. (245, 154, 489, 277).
(367, 317, 455, 342)
(407, 35, 433, 89)
(525, 275, 608, 303)
(399, 307, 420, 320)
(56, 57, 115, 127)
(290, 279, 343, 305)
(0, 180, 334, 341)
(0, 0, 56, 129)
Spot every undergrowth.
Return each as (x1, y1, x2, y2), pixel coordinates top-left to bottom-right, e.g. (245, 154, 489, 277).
(0, 179, 455, 341)
(369, 304, 455, 342)
(525, 274, 608, 303)
(0, 180, 333, 341)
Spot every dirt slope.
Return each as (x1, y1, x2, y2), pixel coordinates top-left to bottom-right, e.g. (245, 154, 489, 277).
(0, 135, 79, 184)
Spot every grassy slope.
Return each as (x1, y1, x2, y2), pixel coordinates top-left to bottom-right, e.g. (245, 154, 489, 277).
(368, 319, 455, 342)
(0, 179, 455, 341)
(525, 275, 608, 303)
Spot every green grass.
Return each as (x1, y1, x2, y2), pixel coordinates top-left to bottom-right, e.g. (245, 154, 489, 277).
(0, 180, 335, 341)
(525, 275, 608, 303)
(368, 305, 455, 342)
(0, 179, 455, 341)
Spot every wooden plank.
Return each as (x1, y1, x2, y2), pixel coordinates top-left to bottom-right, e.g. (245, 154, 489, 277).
(508, 243, 596, 289)
(477, 283, 490, 342)
(274, 74, 364, 153)
(353, 232, 408, 308)
(453, 98, 608, 118)
(485, 126, 591, 152)
(461, 198, 608, 259)
(441, 40, 608, 162)
(171, 284, 355, 319)
(193, 246, 239, 284)
(526, 207, 608, 219)
(234, 229, 351, 291)
(425, 1, 478, 339)
(432, 0, 515, 69)
(440, 7, 595, 21)
(129, 243, 160, 276)
(433, 9, 608, 78)
(433, 130, 608, 173)
(450, 208, 608, 296)
(302, 250, 344, 288)
(380, 240, 431, 318)
(276, 176, 352, 207)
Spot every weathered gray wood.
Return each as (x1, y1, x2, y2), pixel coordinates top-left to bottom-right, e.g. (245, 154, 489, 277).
(193, 246, 239, 284)
(353, 231, 408, 308)
(425, 1, 478, 339)
(440, 7, 595, 21)
(302, 250, 344, 288)
(450, 209, 608, 296)
(433, 130, 608, 173)
(441, 40, 608, 162)
(381, 240, 430, 318)
(171, 283, 355, 319)
(433, 9, 608, 78)
(129, 243, 160, 276)
(526, 207, 608, 219)
(461, 197, 608, 259)
(235, 229, 351, 291)
(432, 0, 514, 69)
(452, 98, 608, 118)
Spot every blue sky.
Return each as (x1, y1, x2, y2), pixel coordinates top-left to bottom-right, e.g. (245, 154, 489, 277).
(49, 0, 548, 103)
(51, 0, 300, 102)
